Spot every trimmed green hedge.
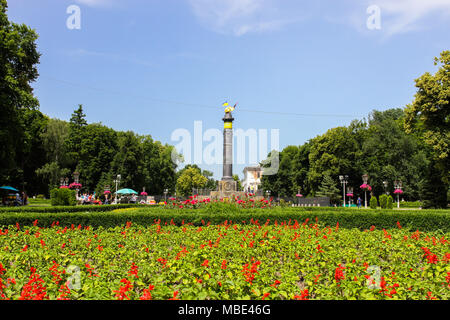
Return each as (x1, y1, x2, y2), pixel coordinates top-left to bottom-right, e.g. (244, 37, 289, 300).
(0, 206, 449, 232)
(0, 204, 143, 214)
(400, 201, 423, 208)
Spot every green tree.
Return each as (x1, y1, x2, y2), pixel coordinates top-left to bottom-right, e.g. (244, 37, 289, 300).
(176, 167, 208, 196)
(0, 0, 41, 187)
(405, 51, 449, 208)
(65, 104, 88, 169)
(232, 174, 242, 191)
(308, 125, 362, 195)
(370, 196, 378, 209)
(316, 174, 341, 204)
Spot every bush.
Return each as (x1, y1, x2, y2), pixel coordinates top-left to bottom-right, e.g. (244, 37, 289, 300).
(36, 194, 45, 199)
(400, 201, 422, 208)
(387, 195, 394, 209)
(1, 206, 449, 232)
(49, 188, 77, 206)
(370, 196, 378, 209)
(0, 203, 142, 214)
(379, 194, 388, 209)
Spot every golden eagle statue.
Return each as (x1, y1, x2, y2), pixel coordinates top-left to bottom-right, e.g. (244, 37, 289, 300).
(223, 101, 237, 113)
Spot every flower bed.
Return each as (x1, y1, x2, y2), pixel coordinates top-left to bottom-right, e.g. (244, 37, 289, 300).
(0, 219, 448, 300)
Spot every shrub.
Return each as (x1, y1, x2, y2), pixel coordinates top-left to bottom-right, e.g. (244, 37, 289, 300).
(1, 207, 449, 232)
(379, 194, 388, 209)
(400, 201, 422, 208)
(49, 188, 76, 206)
(0, 203, 142, 214)
(387, 195, 394, 209)
(369, 196, 378, 209)
(36, 194, 45, 199)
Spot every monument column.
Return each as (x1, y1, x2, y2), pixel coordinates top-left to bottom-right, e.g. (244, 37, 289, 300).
(222, 112, 234, 181)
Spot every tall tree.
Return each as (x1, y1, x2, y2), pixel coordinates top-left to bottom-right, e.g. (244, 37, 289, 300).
(0, 0, 41, 186)
(65, 104, 87, 169)
(316, 173, 341, 204)
(405, 51, 449, 208)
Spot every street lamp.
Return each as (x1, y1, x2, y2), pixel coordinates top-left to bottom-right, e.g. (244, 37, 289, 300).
(339, 175, 349, 207)
(164, 188, 168, 202)
(114, 174, 121, 204)
(383, 181, 388, 195)
(347, 187, 354, 205)
(394, 180, 403, 209)
(362, 174, 369, 209)
(73, 171, 81, 199)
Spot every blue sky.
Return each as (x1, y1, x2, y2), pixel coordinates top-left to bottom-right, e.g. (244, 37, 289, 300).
(7, 0, 450, 179)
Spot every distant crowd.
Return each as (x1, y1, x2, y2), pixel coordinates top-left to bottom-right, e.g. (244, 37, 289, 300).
(1, 192, 28, 206)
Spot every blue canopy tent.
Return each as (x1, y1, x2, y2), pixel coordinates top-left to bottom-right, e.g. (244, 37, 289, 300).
(0, 186, 19, 192)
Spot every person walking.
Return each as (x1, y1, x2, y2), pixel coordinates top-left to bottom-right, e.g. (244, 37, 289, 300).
(357, 197, 362, 209)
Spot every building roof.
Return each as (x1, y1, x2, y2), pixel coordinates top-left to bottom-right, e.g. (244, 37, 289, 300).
(243, 166, 262, 173)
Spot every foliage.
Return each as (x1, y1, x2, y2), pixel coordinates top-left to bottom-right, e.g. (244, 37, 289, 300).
(387, 196, 394, 210)
(400, 201, 423, 209)
(0, 217, 448, 300)
(370, 196, 378, 209)
(379, 195, 388, 209)
(176, 167, 208, 196)
(0, 0, 41, 190)
(1, 206, 449, 232)
(49, 188, 76, 206)
(316, 174, 341, 204)
(405, 51, 449, 207)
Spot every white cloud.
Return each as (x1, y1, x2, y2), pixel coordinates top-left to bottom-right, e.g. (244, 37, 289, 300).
(362, 0, 450, 36)
(378, 0, 450, 34)
(187, 0, 303, 36)
(74, 0, 114, 7)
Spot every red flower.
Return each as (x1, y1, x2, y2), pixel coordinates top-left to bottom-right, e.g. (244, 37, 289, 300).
(294, 289, 309, 300)
(113, 278, 133, 300)
(271, 280, 281, 287)
(201, 259, 209, 267)
(128, 263, 139, 278)
(334, 264, 345, 285)
(221, 260, 227, 270)
(19, 268, 48, 300)
(262, 292, 270, 300)
(169, 291, 179, 300)
(140, 284, 155, 300)
(22, 245, 28, 252)
(426, 291, 437, 300)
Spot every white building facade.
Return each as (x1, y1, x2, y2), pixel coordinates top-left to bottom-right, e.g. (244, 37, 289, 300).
(242, 166, 262, 193)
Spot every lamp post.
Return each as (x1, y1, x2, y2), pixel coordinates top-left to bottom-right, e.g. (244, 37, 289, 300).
(383, 181, 388, 195)
(114, 174, 121, 204)
(347, 187, 354, 205)
(339, 175, 349, 207)
(362, 174, 369, 209)
(73, 171, 80, 199)
(164, 188, 168, 202)
(394, 180, 403, 209)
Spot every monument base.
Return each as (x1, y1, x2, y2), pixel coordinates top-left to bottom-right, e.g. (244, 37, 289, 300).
(209, 180, 244, 200)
